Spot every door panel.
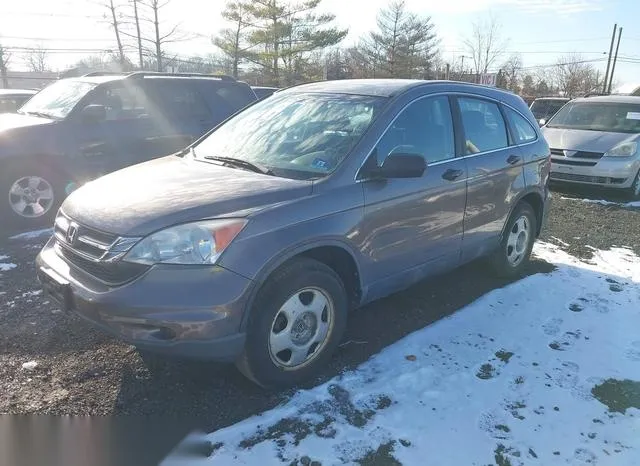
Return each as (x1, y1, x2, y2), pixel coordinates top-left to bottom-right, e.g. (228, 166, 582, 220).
(456, 96, 525, 263)
(357, 95, 467, 299)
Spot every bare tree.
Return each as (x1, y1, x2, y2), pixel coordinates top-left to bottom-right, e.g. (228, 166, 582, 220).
(132, 0, 144, 68)
(0, 44, 10, 88)
(119, 0, 186, 72)
(550, 54, 602, 98)
(463, 13, 507, 76)
(499, 54, 522, 92)
(98, 0, 127, 65)
(25, 44, 49, 72)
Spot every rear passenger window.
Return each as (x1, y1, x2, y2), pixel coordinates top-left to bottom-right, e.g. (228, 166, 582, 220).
(377, 96, 455, 165)
(504, 107, 537, 144)
(458, 97, 508, 154)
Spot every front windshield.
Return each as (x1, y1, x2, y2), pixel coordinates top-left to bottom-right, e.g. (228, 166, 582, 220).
(20, 80, 98, 120)
(194, 92, 387, 179)
(547, 101, 640, 133)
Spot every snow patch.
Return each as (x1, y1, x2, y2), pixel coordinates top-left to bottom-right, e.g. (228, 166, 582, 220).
(9, 228, 53, 241)
(21, 361, 38, 371)
(201, 242, 640, 465)
(561, 196, 640, 208)
(0, 262, 17, 272)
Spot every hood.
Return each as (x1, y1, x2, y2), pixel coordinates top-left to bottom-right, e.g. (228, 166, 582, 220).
(542, 127, 637, 152)
(62, 156, 313, 236)
(0, 112, 55, 132)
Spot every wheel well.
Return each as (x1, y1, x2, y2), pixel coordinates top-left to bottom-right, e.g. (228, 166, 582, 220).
(519, 192, 544, 236)
(300, 246, 361, 309)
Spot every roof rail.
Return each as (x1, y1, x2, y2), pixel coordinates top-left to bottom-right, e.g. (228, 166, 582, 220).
(82, 71, 126, 77)
(583, 92, 609, 97)
(125, 71, 236, 81)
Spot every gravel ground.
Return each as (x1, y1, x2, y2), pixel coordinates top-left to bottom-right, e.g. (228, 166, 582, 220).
(1, 189, 638, 435)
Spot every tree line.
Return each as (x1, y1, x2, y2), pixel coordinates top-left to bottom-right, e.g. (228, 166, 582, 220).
(0, 0, 607, 98)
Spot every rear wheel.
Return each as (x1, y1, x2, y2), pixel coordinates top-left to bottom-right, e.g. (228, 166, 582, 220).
(490, 202, 537, 278)
(1, 163, 66, 233)
(236, 257, 347, 388)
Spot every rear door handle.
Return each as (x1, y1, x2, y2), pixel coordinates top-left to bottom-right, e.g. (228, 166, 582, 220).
(442, 168, 464, 181)
(507, 155, 522, 165)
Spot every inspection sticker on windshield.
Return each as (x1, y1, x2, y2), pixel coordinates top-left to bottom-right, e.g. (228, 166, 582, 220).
(312, 158, 330, 170)
(626, 112, 640, 120)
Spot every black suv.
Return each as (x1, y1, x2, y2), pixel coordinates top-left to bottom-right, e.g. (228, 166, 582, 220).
(0, 72, 257, 231)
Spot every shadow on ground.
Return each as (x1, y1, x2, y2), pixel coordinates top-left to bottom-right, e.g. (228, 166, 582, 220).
(113, 257, 555, 432)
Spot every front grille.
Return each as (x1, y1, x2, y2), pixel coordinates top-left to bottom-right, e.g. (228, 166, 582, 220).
(56, 244, 149, 285)
(551, 158, 597, 167)
(550, 172, 626, 184)
(54, 213, 146, 285)
(550, 148, 604, 160)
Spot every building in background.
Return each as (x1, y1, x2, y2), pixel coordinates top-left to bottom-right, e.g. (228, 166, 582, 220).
(2, 71, 58, 90)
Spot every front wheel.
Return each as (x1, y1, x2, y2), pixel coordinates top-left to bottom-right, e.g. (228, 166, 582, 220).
(626, 170, 640, 201)
(1, 164, 66, 233)
(236, 258, 348, 388)
(490, 202, 537, 278)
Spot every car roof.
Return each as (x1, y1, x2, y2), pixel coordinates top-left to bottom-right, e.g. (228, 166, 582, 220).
(252, 86, 279, 90)
(63, 72, 243, 86)
(0, 88, 39, 96)
(571, 95, 640, 104)
(280, 79, 520, 99)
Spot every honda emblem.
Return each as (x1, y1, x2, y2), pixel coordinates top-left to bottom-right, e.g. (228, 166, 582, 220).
(66, 223, 79, 245)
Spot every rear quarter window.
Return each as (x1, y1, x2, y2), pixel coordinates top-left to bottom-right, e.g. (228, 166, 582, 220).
(198, 81, 257, 123)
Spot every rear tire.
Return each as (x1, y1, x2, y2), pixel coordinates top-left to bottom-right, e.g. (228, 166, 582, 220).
(0, 162, 66, 234)
(236, 257, 348, 388)
(490, 202, 537, 278)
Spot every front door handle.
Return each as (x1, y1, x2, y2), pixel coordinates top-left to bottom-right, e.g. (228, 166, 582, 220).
(442, 168, 464, 181)
(507, 155, 522, 165)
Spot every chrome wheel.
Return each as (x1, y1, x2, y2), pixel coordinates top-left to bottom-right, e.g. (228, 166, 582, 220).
(8, 176, 54, 218)
(268, 287, 334, 370)
(506, 215, 530, 267)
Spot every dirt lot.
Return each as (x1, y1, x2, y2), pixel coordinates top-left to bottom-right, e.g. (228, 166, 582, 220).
(1, 188, 639, 434)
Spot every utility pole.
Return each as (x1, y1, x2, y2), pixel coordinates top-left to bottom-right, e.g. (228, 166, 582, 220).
(602, 23, 617, 94)
(445, 63, 450, 80)
(607, 27, 622, 94)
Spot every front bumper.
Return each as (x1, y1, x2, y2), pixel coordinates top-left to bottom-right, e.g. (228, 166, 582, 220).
(550, 157, 640, 189)
(36, 238, 252, 361)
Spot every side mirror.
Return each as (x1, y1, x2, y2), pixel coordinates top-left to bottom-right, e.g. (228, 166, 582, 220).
(80, 104, 107, 122)
(360, 152, 426, 180)
(538, 118, 546, 127)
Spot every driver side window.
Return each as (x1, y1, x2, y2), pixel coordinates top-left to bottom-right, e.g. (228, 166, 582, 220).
(376, 96, 455, 165)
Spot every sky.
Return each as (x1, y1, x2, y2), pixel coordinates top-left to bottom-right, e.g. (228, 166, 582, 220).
(0, 0, 638, 91)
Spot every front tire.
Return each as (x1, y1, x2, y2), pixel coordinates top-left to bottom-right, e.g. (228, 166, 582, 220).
(1, 163, 66, 233)
(490, 202, 537, 278)
(627, 170, 640, 201)
(236, 258, 348, 388)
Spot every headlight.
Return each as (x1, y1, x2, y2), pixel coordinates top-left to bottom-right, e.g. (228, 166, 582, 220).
(604, 141, 638, 157)
(123, 219, 247, 265)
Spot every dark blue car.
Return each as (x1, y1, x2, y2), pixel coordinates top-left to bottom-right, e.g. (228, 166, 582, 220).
(0, 72, 257, 231)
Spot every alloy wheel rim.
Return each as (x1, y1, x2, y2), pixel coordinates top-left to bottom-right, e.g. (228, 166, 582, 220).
(268, 287, 334, 370)
(8, 176, 54, 218)
(506, 215, 530, 267)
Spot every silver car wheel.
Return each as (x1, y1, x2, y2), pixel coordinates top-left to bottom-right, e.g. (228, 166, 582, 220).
(8, 176, 55, 218)
(506, 215, 530, 267)
(268, 287, 334, 370)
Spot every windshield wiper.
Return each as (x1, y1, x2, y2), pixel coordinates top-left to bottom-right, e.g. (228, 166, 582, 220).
(203, 155, 273, 175)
